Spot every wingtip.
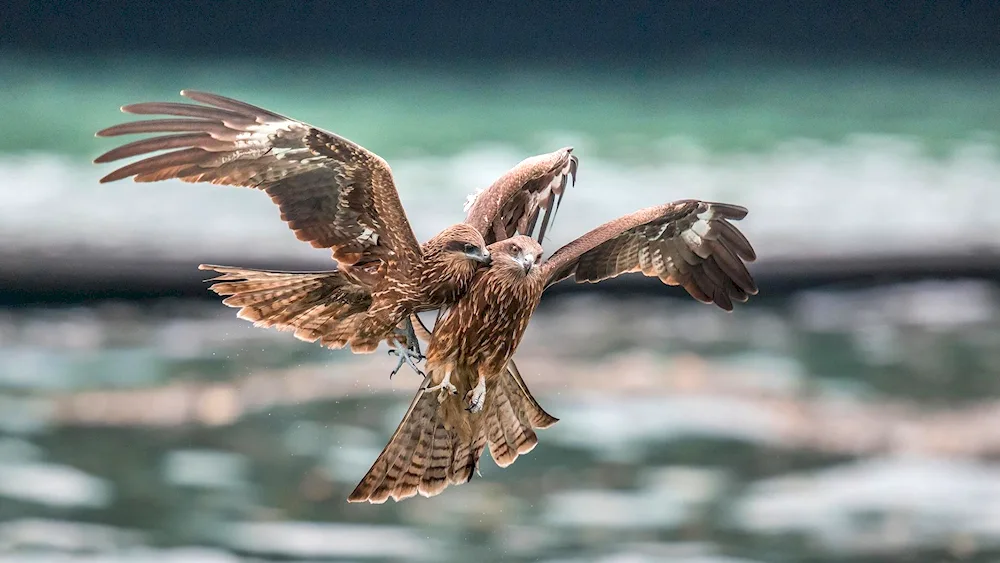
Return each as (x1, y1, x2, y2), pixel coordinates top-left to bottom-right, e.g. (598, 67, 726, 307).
(347, 481, 379, 504)
(93, 149, 119, 164)
(346, 491, 387, 504)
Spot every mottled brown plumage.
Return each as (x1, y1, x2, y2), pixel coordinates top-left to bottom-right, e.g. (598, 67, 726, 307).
(349, 236, 553, 504)
(543, 200, 758, 311)
(94, 91, 577, 358)
(196, 224, 486, 351)
(464, 148, 578, 245)
(349, 200, 759, 502)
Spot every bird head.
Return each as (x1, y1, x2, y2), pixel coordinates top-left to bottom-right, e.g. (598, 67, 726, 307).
(437, 224, 491, 267)
(488, 235, 543, 278)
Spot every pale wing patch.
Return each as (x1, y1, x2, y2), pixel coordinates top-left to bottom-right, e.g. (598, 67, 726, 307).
(463, 187, 485, 213)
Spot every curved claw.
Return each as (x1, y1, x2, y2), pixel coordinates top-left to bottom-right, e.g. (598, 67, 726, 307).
(465, 376, 487, 413)
(388, 346, 425, 379)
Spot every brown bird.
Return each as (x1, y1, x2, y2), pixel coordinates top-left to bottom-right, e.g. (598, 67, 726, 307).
(348, 199, 758, 503)
(94, 90, 577, 376)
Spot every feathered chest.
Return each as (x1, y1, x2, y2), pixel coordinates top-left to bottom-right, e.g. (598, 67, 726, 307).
(416, 256, 478, 308)
(429, 270, 544, 372)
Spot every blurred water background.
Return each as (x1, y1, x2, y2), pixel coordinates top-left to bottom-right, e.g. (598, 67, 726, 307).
(2, 10, 1000, 561)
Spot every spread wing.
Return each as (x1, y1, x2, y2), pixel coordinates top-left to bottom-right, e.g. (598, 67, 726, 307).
(541, 200, 758, 311)
(463, 147, 578, 245)
(197, 265, 374, 349)
(94, 90, 422, 274)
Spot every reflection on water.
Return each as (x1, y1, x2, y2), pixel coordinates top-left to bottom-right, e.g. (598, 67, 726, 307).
(0, 281, 999, 562)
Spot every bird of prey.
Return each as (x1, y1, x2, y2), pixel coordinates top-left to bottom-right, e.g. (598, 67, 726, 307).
(93, 90, 577, 376)
(349, 200, 757, 503)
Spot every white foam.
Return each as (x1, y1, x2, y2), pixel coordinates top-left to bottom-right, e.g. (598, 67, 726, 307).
(2, 135, 998, 262)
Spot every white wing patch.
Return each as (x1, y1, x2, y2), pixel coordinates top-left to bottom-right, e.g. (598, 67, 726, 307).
(357, 227, 379, 245)
(463, 187, 485, 213)
(690, 218, 711, 238)
(684, 204, 717, 257)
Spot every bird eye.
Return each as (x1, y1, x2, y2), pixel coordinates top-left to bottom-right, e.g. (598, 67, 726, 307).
(463, 243, 476, 253)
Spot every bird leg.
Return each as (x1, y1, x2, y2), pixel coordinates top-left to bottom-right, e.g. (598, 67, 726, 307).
(465, 373, 487, 413)
(424, 368, 458, 401)
(387, 318, 425, 379)
(388, 347, 424, 379)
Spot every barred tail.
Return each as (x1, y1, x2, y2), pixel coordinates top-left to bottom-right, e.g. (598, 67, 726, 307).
(348, 373, 471, 504)
(348, 365, 557, 504)
(199, 264, 374, 350)
(505, 360, 559, 430)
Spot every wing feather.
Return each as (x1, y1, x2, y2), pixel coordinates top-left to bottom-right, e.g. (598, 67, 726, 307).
(95, 90, 422, 273)
(542, 200, 759, 311)
(197, 265, 373, 349)
(464, 147, 578, 245)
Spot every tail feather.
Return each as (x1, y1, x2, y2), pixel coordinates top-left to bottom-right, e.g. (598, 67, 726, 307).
(486, 371, 540, 468)
(199, 264, 373, 350)
(371, 406, 433, 502)
(506, 360, 559, 429)
(450, 425, 487, 484)
(348, 374, 460, 504)
(348, 365, 558, 504)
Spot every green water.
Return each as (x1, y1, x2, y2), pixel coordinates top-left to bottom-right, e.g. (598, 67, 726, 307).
(2, 53, 1000, 562)
(3, 54, 998, 159)
(1, 284, 1000, 562)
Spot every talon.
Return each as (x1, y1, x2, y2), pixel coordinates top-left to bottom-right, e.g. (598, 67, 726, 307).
(437, 385, 456, 403)
(425, 370, 457, 400)
(465, 376, 486, 413)
(387, 340, 425, 379)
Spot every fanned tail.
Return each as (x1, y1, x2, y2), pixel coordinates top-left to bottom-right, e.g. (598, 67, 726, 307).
(199, 264, 375, 351)
(348, 373, 474, 504)
(348, 365, 557, 504)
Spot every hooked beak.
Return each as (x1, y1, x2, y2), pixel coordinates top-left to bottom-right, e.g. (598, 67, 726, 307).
(518, 252, 535, 274)
(469, 247, 492, 266)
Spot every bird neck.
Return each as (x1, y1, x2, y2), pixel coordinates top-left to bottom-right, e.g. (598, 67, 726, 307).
(417, 249, 479, 308)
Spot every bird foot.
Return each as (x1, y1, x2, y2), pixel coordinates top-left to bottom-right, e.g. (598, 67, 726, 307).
(388, 346, 425, 379)
(465, 377, 487, 413)
(428, 381, 458, 403)
(425, 371, 458, 402)
(393, 319, 423, 355)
